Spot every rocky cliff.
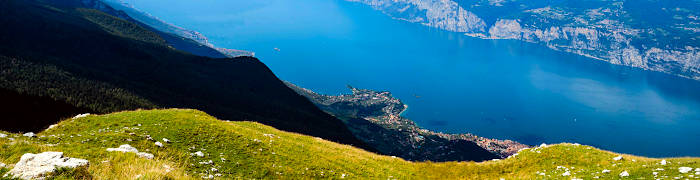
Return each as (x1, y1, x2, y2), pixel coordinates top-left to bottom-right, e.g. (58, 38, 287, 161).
(348, 0, 700, 80)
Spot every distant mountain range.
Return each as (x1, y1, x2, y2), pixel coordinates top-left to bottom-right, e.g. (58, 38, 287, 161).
(347, 0, 700, 80)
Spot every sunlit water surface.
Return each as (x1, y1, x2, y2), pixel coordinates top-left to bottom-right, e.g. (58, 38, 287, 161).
(127, 0, 700, 157)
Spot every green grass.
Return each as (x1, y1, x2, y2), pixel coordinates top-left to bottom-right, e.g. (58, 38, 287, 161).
(0, 109, 698, 179)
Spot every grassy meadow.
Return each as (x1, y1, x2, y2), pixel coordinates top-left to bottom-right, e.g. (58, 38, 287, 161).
(0, 109, 697, 179)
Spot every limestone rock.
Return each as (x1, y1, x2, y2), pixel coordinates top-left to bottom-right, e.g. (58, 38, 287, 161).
(72, 113, 90, 119)
(680, 167, 693, 173)
(22, 132, 35, 138)
(5, 152, 88, 180)
(106, 144, 138, 153)
(137, 152, 154, 159)
(619, 171, 629, 177)
(613, 155, 623, 161)
(106, 144, 153, 159)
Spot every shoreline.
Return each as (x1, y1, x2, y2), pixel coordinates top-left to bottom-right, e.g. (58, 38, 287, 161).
(285, 82, 530, 159)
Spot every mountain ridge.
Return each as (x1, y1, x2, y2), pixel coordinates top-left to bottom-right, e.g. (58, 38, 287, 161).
(347, 0, 700, 81)
(99, 0, 254, 58)
(0, 0, 371, 151)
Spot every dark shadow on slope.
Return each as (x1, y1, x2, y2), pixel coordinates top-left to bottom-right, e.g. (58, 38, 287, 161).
(0, 0, 373, 151)
(0, 88, 94, 133)
(343, 117, 499, 162)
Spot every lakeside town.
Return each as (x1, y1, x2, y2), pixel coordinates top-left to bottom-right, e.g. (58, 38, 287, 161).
(286, 82, 529, 160)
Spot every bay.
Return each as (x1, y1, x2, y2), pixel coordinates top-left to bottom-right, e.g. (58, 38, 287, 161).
(127, 0, 700, 157)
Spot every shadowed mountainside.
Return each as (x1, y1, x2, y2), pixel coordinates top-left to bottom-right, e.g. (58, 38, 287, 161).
(0, 0, 371, 151)
(0, 88, 94, 132)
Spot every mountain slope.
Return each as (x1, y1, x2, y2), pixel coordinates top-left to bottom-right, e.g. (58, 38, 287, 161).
(0, 0, 369, 150)
(65, 0, 235, 58)
(1, 109, 698, 179)
(99, 0, 254, 58)
(348, 0, 700, 81)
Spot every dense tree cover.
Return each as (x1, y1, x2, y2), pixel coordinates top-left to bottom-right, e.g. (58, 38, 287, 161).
(0, 0, 372, 150)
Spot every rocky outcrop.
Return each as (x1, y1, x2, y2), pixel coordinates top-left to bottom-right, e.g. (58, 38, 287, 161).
(347, 0, 486, 33)
(106, 144, 154, 159)
(4, 152, 88, 180)
(347, 0, 700, 81)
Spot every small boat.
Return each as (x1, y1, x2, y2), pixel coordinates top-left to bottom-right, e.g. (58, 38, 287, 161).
(273, 47, 280, 52)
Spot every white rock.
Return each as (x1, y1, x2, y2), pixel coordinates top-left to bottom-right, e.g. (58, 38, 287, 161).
(155, 141, 164, 147)
(6, 152, 88, 180)
(661, 159, 668, 165)
(695, 168, 700, 172)
(46, 124, 58, 130)
(679, 167, 693, 173)
(192, 151, 204, 157)
(137, 152, 154, 159)
(0, 162, 5, 168)
(163, 165, 172, 173)
(162, 138, 170, 143)
(106, 144, 138, 153)
(613, 156, 623, 161)
(22, 132, 35, 138)
(602, 169, 611, 173)
(72, 113, 90, 119)
(540, 143, 547, 148)
(199, 160, 213, 165)
(211, 168, 218, 172)
(653, 172, 658, 175)
(619, 171, 629, 177)
(106, 144, 153, 159)
(562, 171, 571, 176)
(0, 133, 7, 138)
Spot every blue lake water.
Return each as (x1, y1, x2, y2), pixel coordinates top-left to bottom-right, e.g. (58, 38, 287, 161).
(127, 0, 700, 157)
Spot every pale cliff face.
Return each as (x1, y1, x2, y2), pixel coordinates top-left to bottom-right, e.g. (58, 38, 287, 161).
(346, 0, 487, 33)
(346, 0, 700, 80)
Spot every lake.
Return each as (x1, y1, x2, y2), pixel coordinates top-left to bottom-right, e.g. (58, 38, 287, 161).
(126, 0, 700, 157)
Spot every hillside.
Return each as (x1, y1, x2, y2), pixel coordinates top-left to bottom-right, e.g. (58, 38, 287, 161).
(99, 0, 254, 58)
(348, 0, 700, 81)
(1, 109, 698, 179)
(0, 0, 368, 150)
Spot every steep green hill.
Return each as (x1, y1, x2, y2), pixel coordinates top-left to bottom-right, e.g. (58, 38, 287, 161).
(0, 0, 369, 151)
(0, 109, 697, 179)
